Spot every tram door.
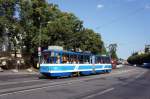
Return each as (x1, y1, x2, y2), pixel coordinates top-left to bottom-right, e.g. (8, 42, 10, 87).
(90, 57, 92, 64)
(91, 56, 95, 64)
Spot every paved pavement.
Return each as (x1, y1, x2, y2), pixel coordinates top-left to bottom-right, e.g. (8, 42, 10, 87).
(0, 65, 149, 99)
(0, 69, 39, 75)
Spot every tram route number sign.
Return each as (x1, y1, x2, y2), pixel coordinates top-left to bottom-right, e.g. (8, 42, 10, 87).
(38, 47, 41, 56)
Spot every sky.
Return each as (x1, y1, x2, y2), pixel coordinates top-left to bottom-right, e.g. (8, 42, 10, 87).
(47, 0, 150, 59)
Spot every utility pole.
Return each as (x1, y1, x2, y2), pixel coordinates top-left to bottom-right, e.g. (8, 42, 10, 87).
(38, 17, 42, 68)
(38, 17, 51, 68)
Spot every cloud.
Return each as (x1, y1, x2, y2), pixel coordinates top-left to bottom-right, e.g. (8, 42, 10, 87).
(97, 4, 104, 9)
(145, 4, 150, 9)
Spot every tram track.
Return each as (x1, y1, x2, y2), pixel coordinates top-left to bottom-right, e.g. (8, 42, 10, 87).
(0, 68, 141, 97)
(0, 68, 137, 88)
(0, 78, 85, 96)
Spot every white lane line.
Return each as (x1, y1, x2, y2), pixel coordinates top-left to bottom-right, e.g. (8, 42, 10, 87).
(0, 80, 84, 97)
(82, 88, 114, 99)
(0, 68, 136, 86)
(84, 69, 137, 80)
(0, 68, 137, 97)
(122, 70, 146, 86)
(111, 69, 137, 74)
(135, 71, 146, 79)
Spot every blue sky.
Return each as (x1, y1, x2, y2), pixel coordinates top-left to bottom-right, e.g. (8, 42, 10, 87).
(48, 0, 150, 59)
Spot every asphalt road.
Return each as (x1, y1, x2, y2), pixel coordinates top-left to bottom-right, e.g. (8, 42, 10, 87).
(0, 65, 149, 99)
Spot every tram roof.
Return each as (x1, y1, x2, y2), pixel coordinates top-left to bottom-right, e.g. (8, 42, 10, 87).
(42, 49, 92, 56)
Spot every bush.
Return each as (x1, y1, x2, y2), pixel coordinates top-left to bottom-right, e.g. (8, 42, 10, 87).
(127, 53, 150, 65)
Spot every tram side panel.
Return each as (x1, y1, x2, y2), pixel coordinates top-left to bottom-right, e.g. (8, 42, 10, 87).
(78, 64, 93, 75)
(40, 63, 112, 77)
(40, 64, 51, 76)
(50, 64, 75, 77)
(104, 64, 112, 73)
(40, 64, 75, 77)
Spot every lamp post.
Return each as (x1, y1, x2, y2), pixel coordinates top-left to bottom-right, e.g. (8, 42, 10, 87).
(38, 19, 51, 68)
(38, 21, 41, 67)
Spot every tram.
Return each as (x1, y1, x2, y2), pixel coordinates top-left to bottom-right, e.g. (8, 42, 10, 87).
(40, 49, 112, 77)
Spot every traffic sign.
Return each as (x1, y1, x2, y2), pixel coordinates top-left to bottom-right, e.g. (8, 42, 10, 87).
(38, 47, 41, 52)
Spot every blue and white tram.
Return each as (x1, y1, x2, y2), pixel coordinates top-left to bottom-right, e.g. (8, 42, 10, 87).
(40, 49, 112, 77)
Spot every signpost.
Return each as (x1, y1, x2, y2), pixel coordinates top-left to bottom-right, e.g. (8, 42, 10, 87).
(38, 47, 41, 57)
(38, 47, 41, 68)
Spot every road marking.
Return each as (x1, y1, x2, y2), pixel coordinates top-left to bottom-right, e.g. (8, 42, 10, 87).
(0, 79, 84, 97)
(0, 68, 137, 97)
(122, 70, 147, 86)
(82, 88, 114, 99)
(0, 68, 137, 86)
(135, 71, 146, 79)
(108, 69, 137, 76)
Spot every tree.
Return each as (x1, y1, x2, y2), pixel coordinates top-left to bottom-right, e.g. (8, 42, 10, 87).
(0, 0, 18, 51)
(0, 0, 107, 68)
(127, 52, 150, 65)
(108, 44, 118, 59)
(18, 0, 106, 55)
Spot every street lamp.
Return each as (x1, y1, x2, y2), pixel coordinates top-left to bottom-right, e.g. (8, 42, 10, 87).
(38, 21, 41, 67)
(38, 19, 51, 67)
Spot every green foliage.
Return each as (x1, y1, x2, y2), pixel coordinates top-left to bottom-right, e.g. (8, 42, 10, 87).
(108, 44, 118, 59)
(127, 53, 150, 65)
(0, 0, 16, 19)
(0, 0, 107, 56)
(111, 51, 118, 59)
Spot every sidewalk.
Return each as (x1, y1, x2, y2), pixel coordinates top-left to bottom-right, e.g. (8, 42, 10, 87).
(0, 69, 39, 76)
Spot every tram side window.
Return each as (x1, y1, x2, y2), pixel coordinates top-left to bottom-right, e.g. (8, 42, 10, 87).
(62, 54, 69, 63)
(61, 53, 91, 64)
(96, 56, 101, 64)
(78, 55, 83, 64)
(95, 57, 98, 64)
(99, 57, 101, 63)
(100, 57, 104, 64)
(56, 54, 61, 64)
(96, 56, 105, 64)
(69, 55, 74, 64)
(106, 57, 111, 64)
(78, 55, 90, 64)
(102, 57, 111, 64)
(85, 55, 90, 64)
(100, 57, 103, 63)
(101, 57, 107, 64)
(70, 54, 80, 64)
(42, 53, 51, 63)
(42, 51, 60, 64)
(42, 53, 47, 63)
(104, 57, 107, 64)
(62, 53, 77, 64)
(49, 57, 55, 64)
(71, 55, 79, 64)
(49, 51, 56, 64)
(62, 53, 79, 64)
